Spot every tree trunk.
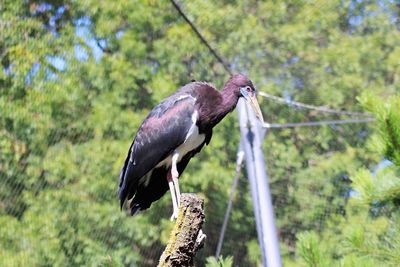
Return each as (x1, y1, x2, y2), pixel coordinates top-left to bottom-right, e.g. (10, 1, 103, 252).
(158, 193, 206, 267)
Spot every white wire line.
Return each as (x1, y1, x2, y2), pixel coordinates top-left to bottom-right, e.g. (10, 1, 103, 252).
(263, 117, 375, 129)
(215, 151, 245, 259)
(258, 91, 373, 117)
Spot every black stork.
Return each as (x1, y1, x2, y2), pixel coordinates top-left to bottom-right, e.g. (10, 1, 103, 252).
(118, 74, 264, 220)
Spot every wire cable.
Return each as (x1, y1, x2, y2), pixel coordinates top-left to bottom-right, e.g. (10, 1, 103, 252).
(169, 0, 374, 122)
(258, 91, 373, 117)
(169, 0, 233, 75)
(263, 117, 375, 129)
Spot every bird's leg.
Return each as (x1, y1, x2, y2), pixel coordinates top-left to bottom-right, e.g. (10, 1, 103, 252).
(171, 153, 181, 206)
(167, 170, 179, 221)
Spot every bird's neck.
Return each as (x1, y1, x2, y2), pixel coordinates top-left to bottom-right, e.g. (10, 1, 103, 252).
(207, 85, 239, 127)
(220, 86, 239, 114)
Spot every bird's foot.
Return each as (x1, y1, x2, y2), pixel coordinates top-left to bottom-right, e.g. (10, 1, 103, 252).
(170, 209, 179, 221)
(195, 229, 206, 251)
(196, 229, 206, 244)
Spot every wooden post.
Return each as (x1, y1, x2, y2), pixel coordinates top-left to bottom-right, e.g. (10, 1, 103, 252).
(158, 193, 206, 267)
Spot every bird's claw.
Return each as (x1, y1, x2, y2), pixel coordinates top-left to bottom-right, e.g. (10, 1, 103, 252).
(196, 229, 206, 244)
(194, 229, 206, 251)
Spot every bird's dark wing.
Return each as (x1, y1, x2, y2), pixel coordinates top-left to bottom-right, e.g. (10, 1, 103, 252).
(118, 95, 197, 208)
(129, 129, 212, 214)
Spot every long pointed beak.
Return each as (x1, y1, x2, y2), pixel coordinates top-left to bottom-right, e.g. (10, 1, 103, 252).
(246, 94, 264, 124)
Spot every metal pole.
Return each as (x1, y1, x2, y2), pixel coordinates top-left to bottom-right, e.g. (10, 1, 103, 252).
(237, 99, 282, 267)
(239, 136, 265, 264)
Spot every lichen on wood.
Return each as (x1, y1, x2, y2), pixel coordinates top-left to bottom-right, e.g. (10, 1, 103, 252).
(158, 193, 206, 267)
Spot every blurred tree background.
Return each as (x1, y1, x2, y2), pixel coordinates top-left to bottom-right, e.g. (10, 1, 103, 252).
(0, 0, 399, 266)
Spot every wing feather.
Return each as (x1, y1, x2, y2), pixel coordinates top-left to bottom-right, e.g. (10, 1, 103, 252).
(118, 96, 196, 207)
(129, 129, 212, 213)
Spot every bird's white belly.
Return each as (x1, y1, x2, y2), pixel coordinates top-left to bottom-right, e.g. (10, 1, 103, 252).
(177, 125, 205, 160)
(157, 111, 205, 168)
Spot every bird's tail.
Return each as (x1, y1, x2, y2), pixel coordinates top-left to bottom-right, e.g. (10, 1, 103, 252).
(118, 151, 133, 209)
(119, 165, 142, 216)
(129, 202, 141, 216)
(118, 166, 127, 209)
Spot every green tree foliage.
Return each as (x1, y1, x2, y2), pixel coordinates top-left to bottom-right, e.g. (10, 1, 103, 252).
(0, 0, 399, 266)
(206, 255, 233, 267)
(296, 94, 400, 266)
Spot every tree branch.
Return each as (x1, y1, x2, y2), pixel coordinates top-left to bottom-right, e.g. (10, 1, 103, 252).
(158, 193, 206, 267)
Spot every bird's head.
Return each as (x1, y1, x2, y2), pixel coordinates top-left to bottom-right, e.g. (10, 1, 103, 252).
(228, 74, 265, 123)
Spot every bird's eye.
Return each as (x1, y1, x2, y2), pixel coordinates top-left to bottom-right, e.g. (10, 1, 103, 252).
(246, 86, 252, 92)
